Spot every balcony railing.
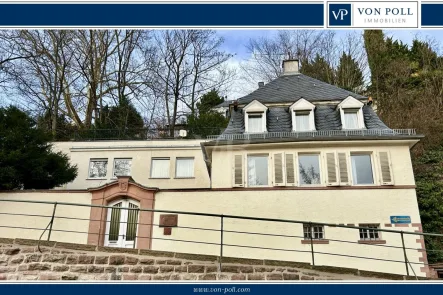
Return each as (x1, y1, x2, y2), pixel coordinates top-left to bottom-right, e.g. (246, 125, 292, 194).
(207, 129, 417, 141)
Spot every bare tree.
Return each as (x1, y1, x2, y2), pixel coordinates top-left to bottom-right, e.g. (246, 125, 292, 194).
(152, 30, 235, 136)
(240, 30, 336, 86)
(0, 30, 75, 136)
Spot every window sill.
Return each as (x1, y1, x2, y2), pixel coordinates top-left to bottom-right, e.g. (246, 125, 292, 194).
(174, 177, 195, 179)
(358, 240, 386, 245)
(86, 178, 107, 180)
(301, 240, 329, 244)
(149, 177, 171, 180)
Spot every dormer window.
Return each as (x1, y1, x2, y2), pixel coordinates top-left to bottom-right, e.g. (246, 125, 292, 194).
(343, 109, 360, 129)
(290, 98, 316, 132)
(338, 96, 366, 130)
(294, 111, 311, 131)
(247, 113, 264, 133)
(243, 100, 268, 133)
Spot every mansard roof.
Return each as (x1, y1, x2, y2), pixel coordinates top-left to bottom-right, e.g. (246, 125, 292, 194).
(222, 105, 388, 134)
(237, 74, 366, 105)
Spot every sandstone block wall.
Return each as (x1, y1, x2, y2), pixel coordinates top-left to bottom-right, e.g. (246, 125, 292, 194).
(0, 238, 428, 281)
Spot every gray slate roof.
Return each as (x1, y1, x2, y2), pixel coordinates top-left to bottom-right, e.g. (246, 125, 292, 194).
(214, 100, 234, 108)
(222, 105, 388, 134)
(237, 74, 366, 104)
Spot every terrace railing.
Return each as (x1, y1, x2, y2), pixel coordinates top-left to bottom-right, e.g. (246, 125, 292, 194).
(207, 129, 417, 141)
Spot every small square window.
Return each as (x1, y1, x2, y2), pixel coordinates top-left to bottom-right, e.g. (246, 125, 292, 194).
(89, 159, 108, 178)
(247, 155, 268, 186)
(303, 224, 325, 240)
(359, 224, 380, 240)
(351, 154, 374, 185)
(176, 158, 195, 178)
(298, 154, 321, 185)
(151, 158, 170, 178)
(343, 110, 359, 129)
(113, 158, 132, 177)
(248, 114, 263, 133)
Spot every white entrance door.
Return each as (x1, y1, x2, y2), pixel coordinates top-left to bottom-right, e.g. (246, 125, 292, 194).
(104, 199, 140, 248)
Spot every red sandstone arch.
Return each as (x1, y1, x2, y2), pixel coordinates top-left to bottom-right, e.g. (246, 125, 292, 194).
(87, 176, 157, 249)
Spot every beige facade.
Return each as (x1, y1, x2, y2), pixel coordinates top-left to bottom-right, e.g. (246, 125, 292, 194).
(152, 188, 424, 276)
(0, 136, 427, 277)
(208, 140, 417, 188)
(53, 140, 210, 190)
(0, 191, 91, 244)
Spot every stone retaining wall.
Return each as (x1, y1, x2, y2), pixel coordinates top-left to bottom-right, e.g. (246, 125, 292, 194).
(0, 238, 426, 281)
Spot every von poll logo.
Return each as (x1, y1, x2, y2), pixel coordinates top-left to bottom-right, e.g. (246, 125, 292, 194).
(329, 3, 351, 26)
(328, 1, 418, 28)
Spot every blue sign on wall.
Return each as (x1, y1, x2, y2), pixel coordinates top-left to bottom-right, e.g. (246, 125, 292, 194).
(390, 216, 411, 224)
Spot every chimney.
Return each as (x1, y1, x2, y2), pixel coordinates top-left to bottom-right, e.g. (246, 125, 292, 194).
(258, 82, 264, 88)
(282, 59, 299, 75)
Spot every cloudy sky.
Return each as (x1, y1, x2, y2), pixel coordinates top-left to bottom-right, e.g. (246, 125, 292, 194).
(218, 29, 443, 59)
(217, 29, 443, 99)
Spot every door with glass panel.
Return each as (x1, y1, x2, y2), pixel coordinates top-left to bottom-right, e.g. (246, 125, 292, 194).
(105, 199, 140, 248)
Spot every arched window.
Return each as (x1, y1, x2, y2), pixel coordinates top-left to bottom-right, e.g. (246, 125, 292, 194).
(104, 199, 140, 248)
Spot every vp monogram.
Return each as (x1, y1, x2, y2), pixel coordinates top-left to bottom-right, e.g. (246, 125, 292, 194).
(332, 9, 349, 20)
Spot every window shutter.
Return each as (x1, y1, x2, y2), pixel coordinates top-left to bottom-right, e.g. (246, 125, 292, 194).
(338, 152, 350, 185)
(273, 153, 285, 186)
(378, 151, 394, 185)
(326, 152, 339, 186)
(285, 153, 297, 186)
(233, 155, 244, 187)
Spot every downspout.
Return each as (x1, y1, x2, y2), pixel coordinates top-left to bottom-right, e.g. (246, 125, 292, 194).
(200, 142, 212, 188)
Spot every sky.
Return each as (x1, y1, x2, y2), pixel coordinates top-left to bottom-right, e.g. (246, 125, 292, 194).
(216, 29, 443, 99)
(218, 29, 443, 60)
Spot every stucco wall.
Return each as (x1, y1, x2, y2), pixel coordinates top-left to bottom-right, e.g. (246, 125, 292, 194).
(53, 140, 210, 190)
(210, 141, 416, 188)
(0, 192, 91, 244)
(152, 188, 424, 276)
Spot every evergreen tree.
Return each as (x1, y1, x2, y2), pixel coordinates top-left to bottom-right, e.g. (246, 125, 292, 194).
(364, 30, 443, 263)
(37, 112, 78, 141)
(336, 52, 364, 92)
(300, 54, 335, 84)
(96, 96, 145, 139)
(0, 106, 78, 190)
(187, 89, 229, 139)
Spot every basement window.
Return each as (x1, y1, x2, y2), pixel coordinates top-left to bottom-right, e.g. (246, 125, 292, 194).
(303, 224, 325, 240)
(359, 224, 380, 240)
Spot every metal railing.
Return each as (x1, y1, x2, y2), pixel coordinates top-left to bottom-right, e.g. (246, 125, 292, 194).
(207, 129, 417, 141)
(0, 198, 441, 279)
(51, 127, 225, 141)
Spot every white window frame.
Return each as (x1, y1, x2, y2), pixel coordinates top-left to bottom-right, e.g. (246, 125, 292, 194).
(303, 224, 325, 240)
(104, 198, 140, 248)
(150, 158, 171, 179)
(289, 98, 316, 132)
(338, 96, 365, 130)
(359, 224, 381, 241)
(243, 100, 268, 133)
(112, 158, 132, 178)
(246, 154, 269, 187)
(175, 157, 195, 178)
(247, 113, 265, 133)
(88, 158, 108, 179)
(350, 152, 376, 186)
(297, 153, 322, 186)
